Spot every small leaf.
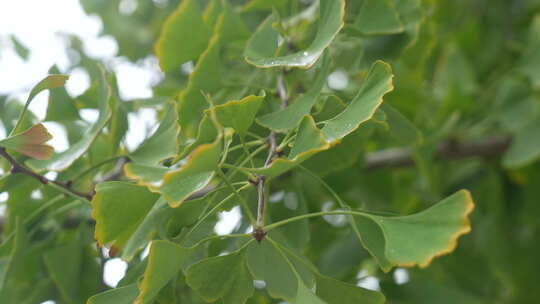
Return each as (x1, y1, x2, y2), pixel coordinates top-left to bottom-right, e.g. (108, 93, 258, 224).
(91, 182, 160, 252)
(355, 0, 404, 35)
(316, 275, 385, 304)
(321, 61, 394, 142)
(130, 105, 179, 165)
(382, 103, 422, 145)
(26, 66, 111, 171)
(294, 279, 326, 304)
(246, 239, 299, 301)
(257, 57, 330, 131)
(245, 115, 330, 179)
(11, 74, 69, 136)
(43, 242, 82, 304)
(10, 35, 30, 60)
(160, 139, 222, 207)
(155, 0, 211, 72)
(135, 241, 192, 304)
(503, 119, 540, 168)
(87, 284, 139, 304)
(177, 34, 222, 140)
(0, 124, 54, 160)
(212, 93, 265, 136)
(242, 0, 288, 12)
(186, 250, 254, 304)
(244, 0, 345, 68)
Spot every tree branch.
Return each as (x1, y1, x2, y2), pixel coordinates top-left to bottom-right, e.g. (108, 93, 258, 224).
(253, 73, 289, 241)
(0, 147, 93, 201)
(363, 135, 511, 170)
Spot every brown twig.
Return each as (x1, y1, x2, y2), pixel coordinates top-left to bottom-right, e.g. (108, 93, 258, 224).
(0, 147, 94, 201)
(363, 135, 511, 170)
(253, 74, 289, 242)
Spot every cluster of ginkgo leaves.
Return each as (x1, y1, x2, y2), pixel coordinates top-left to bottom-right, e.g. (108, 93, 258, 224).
(4, 0, 540, 303)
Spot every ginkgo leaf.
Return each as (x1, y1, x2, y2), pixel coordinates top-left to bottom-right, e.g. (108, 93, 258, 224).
(135, 241, 192, 304)
(212, 93, 265, 136)
(177, 34, 222, 140)
(160, 139, 222, 207)
(244, 0, 345, 68)
(91, 182, 160, 253)
(355, 0, 404, 35)
(129, 104, 179, 165)
(155, 0, 211, 72)
(87, 284, 139, 304)
(10, 74, 69, 136)
(316, 275, 385, 304)
(0, 124, 53, 160)
(355, 190, 474, 271)
(256, 57, 329, 132)
(186, 250, 254, 304)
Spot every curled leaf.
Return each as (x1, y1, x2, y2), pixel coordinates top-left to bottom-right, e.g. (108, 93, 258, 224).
(0, 124, 54, 160)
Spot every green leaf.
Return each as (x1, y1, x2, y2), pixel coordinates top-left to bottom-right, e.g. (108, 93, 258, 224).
(26, 66, 111, 171)
(186, 250, 254, 304)
(503, 119, 540, 168)
(212, 93, 265, 136)
(135, 240, 192, 304)
(43, 241, 82, 303)
(321, 61, 393, 142)
(215, 0, 251, 43)
(242, 0, 288, 12)
(382, 103, 422, 145)
(10, 35, 29, 60)
(161, 139, 222, 207)
(246, 239, 298, 301)
(121, 198, 168, 261)
(45, 66, 80, 122)
(245, 115, 330, 179)
(87, 284, 139, 304)
(130, 105, 179, 165)
(155, 0, 211, 72)
(316, 275, 385, 304)
(0, 124, 53, 160)
(177, 34, 222, 139)
(124, 163, 169, 190)
(355, 0, 404, 35)
(518, 15, 540, 88)
(11, 74, 69, 136)
(294, 279, 326, 304)
(358, 190, 474, 271)
(257, 57, 329, 131)
(91, 182, 160, 253)
(244, 0, 345, 68)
